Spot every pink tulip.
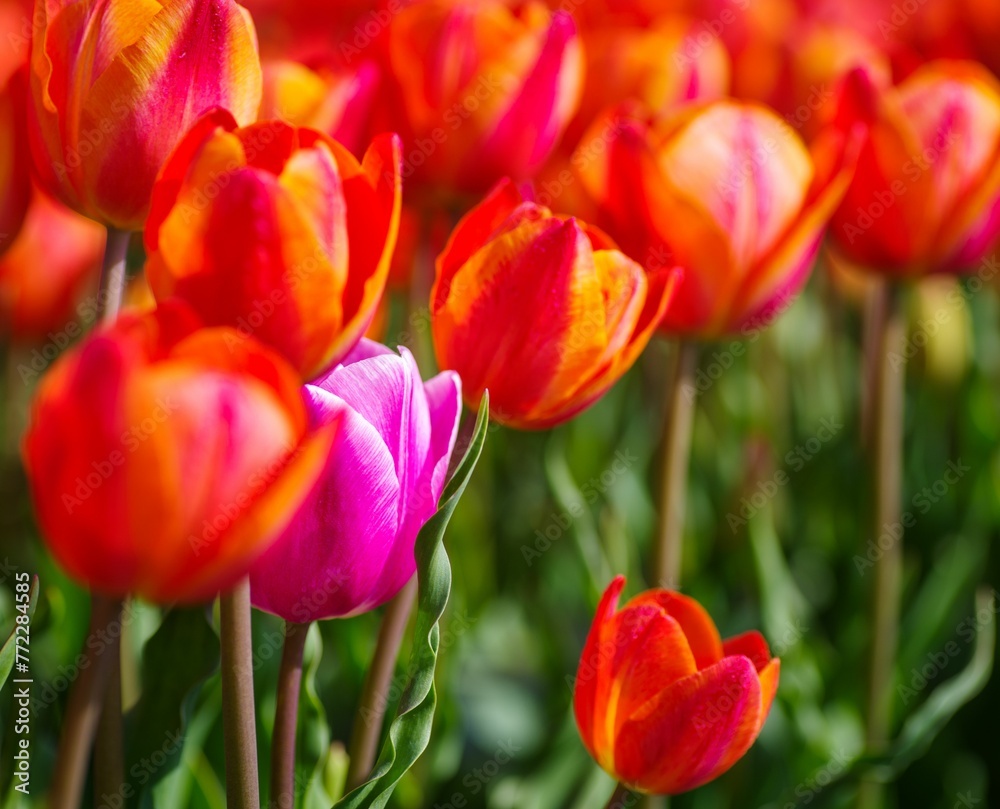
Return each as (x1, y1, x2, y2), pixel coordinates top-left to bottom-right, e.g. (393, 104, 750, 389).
(249, 339, 461, 622)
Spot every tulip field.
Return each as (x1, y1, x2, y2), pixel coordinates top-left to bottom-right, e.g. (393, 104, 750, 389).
(0, 1, 999, 809)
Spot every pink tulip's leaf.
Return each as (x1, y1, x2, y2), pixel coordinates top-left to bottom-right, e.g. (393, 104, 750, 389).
(0, 575, 39, 692)
(333, 393, 489, 809)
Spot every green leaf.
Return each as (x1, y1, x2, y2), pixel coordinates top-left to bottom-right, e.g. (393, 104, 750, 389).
(0, 576, 39, 692)
(333, 393, 490, 809)
(124, 605, 221, 804)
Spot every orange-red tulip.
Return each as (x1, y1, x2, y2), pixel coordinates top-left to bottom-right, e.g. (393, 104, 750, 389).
(576, 100, 857, 337)
(388, 0, 583, 193)
(431, 178, 679, 429)
(22, 303, 336, 603)
(829, 62, 1000, 276)
(259, 59, 381, 157)
(28, 0, 263, 231)
(0, 188, 103, 342)
(565, 17, 730, 150)
(1, 65, 30, 257)
(574, 577, 779, 795)
(145, 110, 402, 382)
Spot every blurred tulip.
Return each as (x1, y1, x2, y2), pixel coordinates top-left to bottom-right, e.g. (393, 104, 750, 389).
(259, 59, 380, 156)
(577, 100, 857, 337)
(0, 66, 30, 257)
(565, 18, 729, 150)
(431, 178, 678, 429)
(829, 62, 1000, 276)
(22, 303, 336, 603)
(0, 188, 103, 341)
(28, 0, 263, 230)
(388, 0, 583, 193)
(145, 110, 402, 381)
(574, 576, 779, 795)
(250, 339, 460, 621)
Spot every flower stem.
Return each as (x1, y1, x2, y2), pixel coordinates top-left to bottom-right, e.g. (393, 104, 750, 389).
(97, 228, 130, 326)
(858, 282, 906, 809)
(607, 783, 637, 808)
(270, 621, 310, 809)
(346, 578, 418, 789)
(48, 595, 123, 809)
(93, 629, 124, 808)
(654, 341, 699, 589)
(220, 578, 260, 809)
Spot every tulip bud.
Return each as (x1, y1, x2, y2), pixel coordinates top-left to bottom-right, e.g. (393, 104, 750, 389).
(431, 178, 679, 429)
(250, 339, 461, 621)
(22, 303, 336, 603)
(574, 577, 779, 795)
(829, 61, 1000, 276)
(28, 0, 263, 230)
(145, 110, 402, 382)
(576, 100, 857, 337)
(388, 0, 583, 192)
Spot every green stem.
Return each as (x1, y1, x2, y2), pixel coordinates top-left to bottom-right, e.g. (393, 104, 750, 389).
(270, 621, 310, 809)
(346, 579, 418, 789)
(220, 578, 261, 809)
(93, 628, 124, 808)
(653, 341, 699, 589)
(48, 596, 123, 809)
(858, 282, 906, 809)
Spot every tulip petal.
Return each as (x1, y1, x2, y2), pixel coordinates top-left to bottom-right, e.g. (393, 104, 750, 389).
(614, 655, 763, 795)
(249, 390, 402, 620)
(627, 589, 724, 670)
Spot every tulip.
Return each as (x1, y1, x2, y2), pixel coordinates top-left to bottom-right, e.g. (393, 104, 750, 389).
(574, 576, 779, 795)
(22, 303, 336, 603)
(1, 66, 30, 258)
(576, 100, 857, 337)
(259, 59, 380, 156)
(249, 339, 461, 621)
(431, 178, 679, 429)
(27, 0, 263, 231)
(145, 109, 402, 382)
(0, 188, 103, 342)
(566, 17, 730, 149)
(387, 0, 583, 193)
(829, 62, 1000, 276)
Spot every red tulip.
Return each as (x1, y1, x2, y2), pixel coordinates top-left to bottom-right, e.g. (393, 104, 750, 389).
(574, 577, 779, 795)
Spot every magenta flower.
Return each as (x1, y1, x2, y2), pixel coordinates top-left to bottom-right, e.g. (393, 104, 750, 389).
(249, 340, 462, 622)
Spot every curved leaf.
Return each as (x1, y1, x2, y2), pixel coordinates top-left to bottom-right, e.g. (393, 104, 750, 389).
(333, 393, 489, 809)
(0, 576, 39, 691)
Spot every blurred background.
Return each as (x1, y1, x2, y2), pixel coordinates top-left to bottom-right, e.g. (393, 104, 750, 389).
(2, 0, 1000, 807)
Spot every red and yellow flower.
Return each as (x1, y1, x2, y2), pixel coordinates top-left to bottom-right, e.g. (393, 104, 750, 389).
(387, 0, 583, 193)
(574, 577, 779, 795)
(145, 110, 402, 382)
(577, 100, 857, 337)
(22, 303, 336, 603)
(431, 178, 679, 429)
(28, 0, 263, 230)
(829, 61, 1000, 276)
(1, 64, 30, 257)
